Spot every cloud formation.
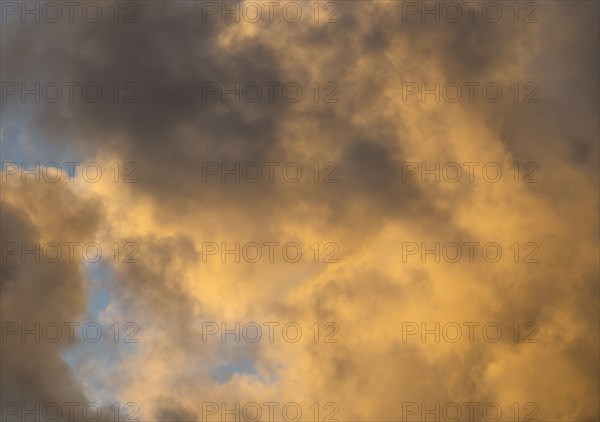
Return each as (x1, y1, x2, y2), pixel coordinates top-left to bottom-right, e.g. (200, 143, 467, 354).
(1, 1, 598, 421)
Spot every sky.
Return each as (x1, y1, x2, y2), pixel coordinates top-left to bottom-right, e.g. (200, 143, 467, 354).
(1, 1, 599, 421)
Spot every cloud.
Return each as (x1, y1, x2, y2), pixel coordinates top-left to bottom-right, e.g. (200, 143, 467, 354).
(1, 1, 598, 420)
